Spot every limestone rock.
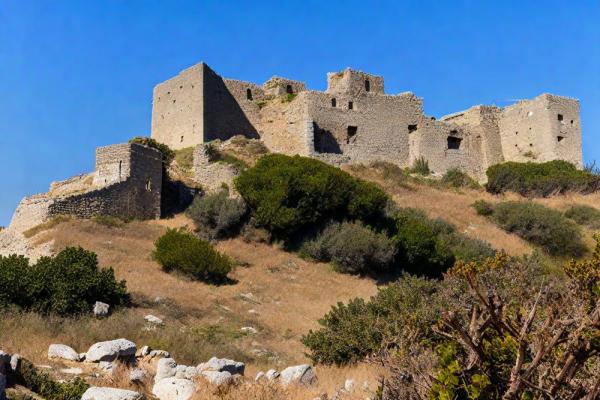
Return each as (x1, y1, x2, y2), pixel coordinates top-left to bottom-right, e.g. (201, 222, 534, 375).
(240, 326, 257, 335)
(81, 386, 143, 400)
(255, 371, 265, 382)
(86, 339, 136, 362)
(155, 358, 177, 382)
(344, 378, 355, 392)
(137, 346, 151, 357)
(197, 357, 244, 375)
(9, 354, 21, 371)
(152, 378, 195, 400)
(266, 369, 280, 380)
(129, 368, 146, 382)
(93, 301, 110, 317)
(145, 314, 164, 325)
(60, 367, 84, 375)
(280, 364, 316, 386)
(149, 350, 171, 359)
(48, 344, 80, 361)
(201, 370, 233, 387)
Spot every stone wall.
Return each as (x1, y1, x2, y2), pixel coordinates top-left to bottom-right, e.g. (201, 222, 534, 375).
(263, 77, 306, 97)
(326, 68, 384, 96)
(9, 143, 163, 233)
(192, 145, 240, 193)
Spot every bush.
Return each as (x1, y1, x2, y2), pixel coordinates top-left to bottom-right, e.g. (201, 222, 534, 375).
(153, 228, 233, 283)
(129, 136, 175, 165)
(439, 232, 496, 263)
(391, 208, 455, 277)
(300, 221, 396, 274)
(472, 199, 494, 216)
(302, 275, 441, 365)
(410, 156, 430, 175)
(486, 201, 586, 257)
(0, 247, 130, 316)
(486, 160, 600, 197)
(235, 154, 388, 239)
(564, 204, 600, 229)
(17, 358, 89, 400)
(441, 168, 479, 188)
(186, 191, 248, 239)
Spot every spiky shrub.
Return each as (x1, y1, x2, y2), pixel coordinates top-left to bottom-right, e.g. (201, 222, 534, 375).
(186, 191, 248, 239)
(564, 204, 600, 229)
(410, 156, 430, 175)
(235, 154, 388, 240)
(153, 228, 233, 284)
(486, 160, 600, 197)
(0, 247, 129, 315)
(485, 201, 587, 257)
(300, 221, 396, 274)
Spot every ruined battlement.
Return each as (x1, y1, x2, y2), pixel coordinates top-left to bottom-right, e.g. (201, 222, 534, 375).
(150, 62, 582, 180)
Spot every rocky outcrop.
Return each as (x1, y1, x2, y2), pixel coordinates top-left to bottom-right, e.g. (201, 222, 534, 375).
(280, 364, 316, 386)
(152, 377, 195, 400)
(48, 344, 80, 361)
(81, 387, 143, 400)
(85, 339, 136, 362)
(197, 356, 245, 375)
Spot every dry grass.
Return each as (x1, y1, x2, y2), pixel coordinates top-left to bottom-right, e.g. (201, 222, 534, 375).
(22, 215, 72, 238)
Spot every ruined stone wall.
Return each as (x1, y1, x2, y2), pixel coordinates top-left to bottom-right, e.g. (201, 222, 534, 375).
(263, 77, 306, 97)
(151, 63, 204, 150)
(326, 69, 384, 96)
(305, 91, 423, 166)
(413, 120, 486, 177)
(9, 196, 55, 233)
(541, 94, 582, 167)
(192, 145, 240, 193)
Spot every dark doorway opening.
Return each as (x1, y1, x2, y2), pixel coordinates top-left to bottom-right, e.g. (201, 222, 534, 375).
(347, 126, 358, 144)
(447, 136, 462, 150)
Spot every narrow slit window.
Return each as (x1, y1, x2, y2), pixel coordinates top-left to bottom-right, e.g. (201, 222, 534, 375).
(347, 126, 358, 144)
(180, 135, 184, 143)
(331, 98, 337, 107)
(557, 114, 564, 121)
(365, 80, 370, 92)
(145, 178, 152, 192)
(286, 84, 293, 94)
(447, 136, 462, 150)
(348, 101, 354, 110)
(408, 124, 418, 133)
(118, 161, 122, 180)
(246, 88, 253, 100)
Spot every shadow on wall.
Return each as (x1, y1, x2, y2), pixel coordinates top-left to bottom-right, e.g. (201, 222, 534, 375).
(313, 123, 342, 154)
(203, 66, 260, 141)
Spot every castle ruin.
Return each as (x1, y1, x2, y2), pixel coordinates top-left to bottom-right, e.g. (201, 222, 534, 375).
(151, 62, 583, 180)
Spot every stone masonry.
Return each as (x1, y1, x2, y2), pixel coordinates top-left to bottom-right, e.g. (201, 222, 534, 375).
(152, 62, 583, 181)
(9, 143, 162, 233)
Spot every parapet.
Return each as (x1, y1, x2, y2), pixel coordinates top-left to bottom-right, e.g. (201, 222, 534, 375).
(326, 68, 384, 96)
(263, 77, 306, 97)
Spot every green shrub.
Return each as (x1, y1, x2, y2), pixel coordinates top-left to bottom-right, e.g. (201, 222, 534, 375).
(235, 154, 388, 239)
(302, 275, 441, 365)
(300, 221, 396, 274)
(16, 358, 89, 400)
(153, 228, 233, 283)
(441, 168, 479, 189)
(129, 136, 175, 165)
(564, 204, 600, 229)
(410, 156, 430, 176)
(205, 143, 249, 171)
(472, 200, 494, 216)
(439, 232, 496, 263)
(174, 146, 195, 171)
(186, 191, 248, 239)
(487, 201, 586, 257)
(92, 214, 127, 228)
(0, 247, 129, 316)
(391, 208, 455, 277)
(486, 160, 600, 197)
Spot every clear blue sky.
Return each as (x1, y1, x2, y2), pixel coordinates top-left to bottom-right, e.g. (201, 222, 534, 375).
(1, 1, 599, 226)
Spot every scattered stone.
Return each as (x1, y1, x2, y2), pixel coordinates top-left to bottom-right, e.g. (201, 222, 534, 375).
(145, 314, 164, 325)
(98, 361, 114, 373)
(137, 346, 150, 357)
(201, 370, 233, 387)
(86, 339, 136, 362)
(81, 386, 143, 400)
(240, 326, 257, 335)
(149, 350, 171, 359)
(265, 369, 280, 380)
(255, 371, 265, 382)
(9, 354, 20, 371)
(344, 378, 355, 392)
(197, 357, 245, 375)
(248, 309, 259, 315)
(60, 367, 83, 375)
(155, 358, 177, 382)
(280, 364, 316, 386)
(48, 344, 80, 361)
(152, 377, 195, 400)
(93, 301, 110, 317)
(129, 368, 146, 382)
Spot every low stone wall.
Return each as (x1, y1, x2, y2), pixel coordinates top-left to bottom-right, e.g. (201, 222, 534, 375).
(193, 145, 240, 193)
(9, 195, 55, 233)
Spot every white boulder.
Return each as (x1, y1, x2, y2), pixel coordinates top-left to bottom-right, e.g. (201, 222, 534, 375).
(155, 358, 177, 382)
(9, 354, 20, 371)
(240, 326, 257, 335)
(81, 387, 143, 400)
(48, 344, 80, 361)
(129, 368, 146, 382)
(144, 315, 164, 325)
(152, 378, 195, 400)
(280, 364, 316, 386)
(86, 339, 136, 362)
(266, 369, 280, 380)
(201, 370, 233, 387)
(93, 301, 110, 317)
(197, 357, 244, 375)
(344, 378, 355, 392)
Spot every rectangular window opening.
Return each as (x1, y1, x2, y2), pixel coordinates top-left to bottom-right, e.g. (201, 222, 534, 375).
(347, 126, 358, 144)
(348, 101, 354, 110)
(557, 136, 565, 142)
(447, 136, 462, 150)
(286, 84, 293, 94)
(557, 114, 563, 121)
(408, 124, 418, 133)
